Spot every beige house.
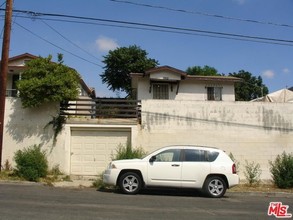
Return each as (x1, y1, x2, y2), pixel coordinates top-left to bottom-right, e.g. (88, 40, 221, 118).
(131, 66, 241, 101)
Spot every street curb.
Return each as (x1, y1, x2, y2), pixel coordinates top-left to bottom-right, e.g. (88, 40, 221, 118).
(227, 191, 293, 198)
(1, 180, 292, 198)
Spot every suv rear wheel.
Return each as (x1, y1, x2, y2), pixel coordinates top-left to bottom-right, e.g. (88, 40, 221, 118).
(118, 172, 142, 194)
(203, 176, 227, 198)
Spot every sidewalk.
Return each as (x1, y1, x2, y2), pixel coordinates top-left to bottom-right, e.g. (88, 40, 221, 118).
(52, 175, 95, 188)
(0, 175, 95, 188)
(53, 179, 93, 188)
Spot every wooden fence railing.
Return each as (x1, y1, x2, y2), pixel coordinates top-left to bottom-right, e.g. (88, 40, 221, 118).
(60, 98, 141, 119)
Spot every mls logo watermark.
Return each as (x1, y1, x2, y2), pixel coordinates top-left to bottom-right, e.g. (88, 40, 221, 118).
(268, 202, 292, 218)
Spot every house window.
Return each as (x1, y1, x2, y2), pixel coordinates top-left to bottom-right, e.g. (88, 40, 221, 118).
(153, 83, 169, 99)
(207, 87, 222, 101)
(11, 74, 20, 97)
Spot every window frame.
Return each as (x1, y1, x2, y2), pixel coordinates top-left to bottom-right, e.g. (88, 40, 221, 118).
(152, 83, 169, 100)
(154, 149, 181, 162)
(206, 86, 222, 101)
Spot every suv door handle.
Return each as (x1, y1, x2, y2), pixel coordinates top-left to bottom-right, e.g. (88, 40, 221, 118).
(172, 164, 180, 167)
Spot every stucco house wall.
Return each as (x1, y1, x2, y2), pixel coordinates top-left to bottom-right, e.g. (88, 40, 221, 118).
(136, 77, 236, 101)
(3, 98, 63, 168)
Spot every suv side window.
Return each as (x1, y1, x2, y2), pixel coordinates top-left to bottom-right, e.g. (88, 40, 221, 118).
(184, 149, 206, 162)
(207, 151, 219, 162)
(155, 149, 181, 162)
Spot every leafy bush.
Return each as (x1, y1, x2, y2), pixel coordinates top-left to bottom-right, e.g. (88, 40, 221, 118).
(14, 145, 48, 182)
(243, 160, 262, 186)
(270, 152, 293, 188)
(112, 143, 146, 160)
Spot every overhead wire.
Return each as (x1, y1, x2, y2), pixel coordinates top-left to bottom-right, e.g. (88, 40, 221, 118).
(10, 14, 293, 47)
(39, 18, 103, 63)
(4, 9, 293, 47)
(109, 0, 293, 29)
(1, 7, 293, 71)
(13, 21, 103, 67)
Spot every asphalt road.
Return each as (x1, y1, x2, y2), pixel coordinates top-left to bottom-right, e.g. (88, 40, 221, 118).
(0, 182, 292, 220)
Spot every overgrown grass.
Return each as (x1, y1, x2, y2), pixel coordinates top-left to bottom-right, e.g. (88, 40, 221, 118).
(243, 160, 262, 186)
(111, 143, 147, 160)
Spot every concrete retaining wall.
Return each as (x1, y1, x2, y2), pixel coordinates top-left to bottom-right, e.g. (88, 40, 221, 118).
(3, 98, 293, 181)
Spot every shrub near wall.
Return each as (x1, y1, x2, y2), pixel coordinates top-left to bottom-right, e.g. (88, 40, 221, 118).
(14, 145, 48, 182)
(270, 152, 293, 188)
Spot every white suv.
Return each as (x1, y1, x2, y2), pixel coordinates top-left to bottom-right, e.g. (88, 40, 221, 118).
(103, 145, 239, 198)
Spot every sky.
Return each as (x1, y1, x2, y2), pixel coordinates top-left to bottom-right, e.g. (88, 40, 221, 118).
(1, 0, 293, 97)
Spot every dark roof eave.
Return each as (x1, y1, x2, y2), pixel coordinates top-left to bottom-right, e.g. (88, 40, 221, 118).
(8, 53, 39, 62)
(186, 75, 242, 83)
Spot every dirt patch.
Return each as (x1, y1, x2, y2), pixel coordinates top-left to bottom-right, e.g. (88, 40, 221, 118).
(229, 184, 293, 194)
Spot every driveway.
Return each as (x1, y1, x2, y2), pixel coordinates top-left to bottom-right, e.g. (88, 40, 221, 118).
(0, 182, 292, 220)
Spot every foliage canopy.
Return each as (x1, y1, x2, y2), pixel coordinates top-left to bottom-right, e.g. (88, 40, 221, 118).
(100, 45, 159, 95)
(17, 54, 81, 108)
(186, 65, 221, 76)
(229, 70, 269, 101)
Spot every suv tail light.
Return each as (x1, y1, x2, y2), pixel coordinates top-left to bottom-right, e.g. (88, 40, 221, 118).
(232, 163, 237, 174)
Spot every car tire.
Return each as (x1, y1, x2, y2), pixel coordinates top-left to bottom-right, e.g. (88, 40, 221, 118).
(203, 176, 227, 198)
(118, 172, 142, 195)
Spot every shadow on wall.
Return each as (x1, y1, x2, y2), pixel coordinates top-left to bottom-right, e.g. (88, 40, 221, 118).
(5, 98, 59, 146)
(142, 107, 293, 134)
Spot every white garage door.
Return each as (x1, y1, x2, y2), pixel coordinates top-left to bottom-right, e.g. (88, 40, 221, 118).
(70, 129, 131, 175)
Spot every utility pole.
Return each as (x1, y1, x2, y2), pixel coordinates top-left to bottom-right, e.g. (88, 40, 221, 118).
(0, 0, 13, 171)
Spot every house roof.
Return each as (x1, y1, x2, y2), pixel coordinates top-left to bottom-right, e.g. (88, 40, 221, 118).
(8, 53, 39, 62)
(145, 65, 187, 77)
(131, 65, 241, 83)
(186, 75, 241, 82)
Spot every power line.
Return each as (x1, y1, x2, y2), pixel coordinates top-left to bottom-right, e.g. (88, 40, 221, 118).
(14, 21, 103, 67)
(39, 19, 102, 63)
(109, 0, 293, 29)
(12, 14, 293, 47)
(4, 9, 293, 47)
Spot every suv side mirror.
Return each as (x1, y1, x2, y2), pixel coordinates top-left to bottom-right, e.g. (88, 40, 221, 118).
(149, 155, 156, 163)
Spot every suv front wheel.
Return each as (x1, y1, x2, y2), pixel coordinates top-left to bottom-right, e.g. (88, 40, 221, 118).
(203, 176, 227, 198)
(118, 172, 142, 194)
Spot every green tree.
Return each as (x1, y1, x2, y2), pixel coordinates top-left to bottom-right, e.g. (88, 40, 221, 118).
(17, 54, 81, 108)
(186, 65, 221, 76)
(229, 70, 269, 101)
(100, 45, 159, 95)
